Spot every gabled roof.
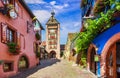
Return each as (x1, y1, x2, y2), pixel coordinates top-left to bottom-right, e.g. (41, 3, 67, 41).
(46, 11, 59, 25)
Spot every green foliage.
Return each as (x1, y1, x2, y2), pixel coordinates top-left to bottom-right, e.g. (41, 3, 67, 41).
(7, 42, 17, 53)
(76, 0, 120, 53)
(35, 32, 41, 40)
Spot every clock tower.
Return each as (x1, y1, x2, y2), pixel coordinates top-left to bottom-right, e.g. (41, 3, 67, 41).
(46, 11, 60, 59)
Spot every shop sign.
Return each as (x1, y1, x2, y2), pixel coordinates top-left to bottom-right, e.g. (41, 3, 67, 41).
(94, 55, 100, 62)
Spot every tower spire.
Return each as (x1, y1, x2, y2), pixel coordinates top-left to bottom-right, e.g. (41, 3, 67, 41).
(51, 10, 55, 16)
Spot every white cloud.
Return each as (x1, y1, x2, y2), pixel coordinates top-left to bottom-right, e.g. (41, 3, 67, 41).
(33, 10, 51, 23)
(49, 1, 69, 10)
(50, 1, 56, 5)
(53, 3, 69, 10)
(74, 22, 81, 27)
(25, 0, 45, 4)
(64, 4, 69, 7)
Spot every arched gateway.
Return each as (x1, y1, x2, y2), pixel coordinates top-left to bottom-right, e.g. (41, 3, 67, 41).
(50, 51, 56, 58)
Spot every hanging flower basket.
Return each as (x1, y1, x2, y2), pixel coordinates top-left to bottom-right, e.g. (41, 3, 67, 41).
(7, 42, 20, 54)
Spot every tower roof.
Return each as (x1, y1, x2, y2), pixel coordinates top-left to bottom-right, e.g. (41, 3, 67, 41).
(46, 11, 59, 25)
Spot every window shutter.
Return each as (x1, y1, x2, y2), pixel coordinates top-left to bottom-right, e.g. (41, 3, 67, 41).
(33, 42, 36, 52)
(17, 32, 21, 48)
(1, 23, 7, 43)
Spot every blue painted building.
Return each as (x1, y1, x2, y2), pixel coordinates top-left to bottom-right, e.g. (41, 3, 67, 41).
(81, 0, 120, 78)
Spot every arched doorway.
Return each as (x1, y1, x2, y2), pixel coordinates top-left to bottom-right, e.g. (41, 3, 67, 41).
(90, 48, 96, 74)
(116, 41, 120, 78)
(18, 55, 29, 71)
(50, 51, 56, 58)
(87, 44, 97, 74)
(106, 50, 114, 78)
(106, 43, 116, 78)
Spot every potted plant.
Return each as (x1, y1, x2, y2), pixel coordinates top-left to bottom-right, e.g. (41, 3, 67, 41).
(35, 32, 41, 40)
(7, 42, 20, 54)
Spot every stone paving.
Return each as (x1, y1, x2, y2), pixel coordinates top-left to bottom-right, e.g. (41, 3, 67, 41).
(10, 59, 97, 78)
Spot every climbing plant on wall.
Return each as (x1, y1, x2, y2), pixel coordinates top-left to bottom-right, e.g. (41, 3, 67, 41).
(76, 0, 120, 53)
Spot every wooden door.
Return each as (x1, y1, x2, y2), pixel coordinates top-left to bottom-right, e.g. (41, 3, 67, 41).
(106, 44, 116, 78)
(90, 48, 96, 74)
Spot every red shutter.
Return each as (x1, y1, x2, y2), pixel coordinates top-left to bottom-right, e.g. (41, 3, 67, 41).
(17, 32, 21, 48)
(1, 23, 7, 43)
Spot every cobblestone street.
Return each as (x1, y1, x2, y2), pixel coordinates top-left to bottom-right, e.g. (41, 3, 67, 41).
(11, 59, 97, 78)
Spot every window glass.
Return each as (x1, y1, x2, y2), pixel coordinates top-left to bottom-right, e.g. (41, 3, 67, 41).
(1, 0, 10, 5)
(6, 28, 14, 42)
(3, 62, 13, 72)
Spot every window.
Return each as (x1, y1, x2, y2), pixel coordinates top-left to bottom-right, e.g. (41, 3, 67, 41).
(3, 62, 13, 72)
(1, 0, 14, 5)
(6, 28, 15, 42)
(1, 0, 10, 5)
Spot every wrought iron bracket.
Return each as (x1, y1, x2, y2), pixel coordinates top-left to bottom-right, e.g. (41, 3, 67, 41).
(0, 6, 8, 15)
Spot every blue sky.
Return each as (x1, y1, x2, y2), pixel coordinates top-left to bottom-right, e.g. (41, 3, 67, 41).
(25, 0, 81, 44)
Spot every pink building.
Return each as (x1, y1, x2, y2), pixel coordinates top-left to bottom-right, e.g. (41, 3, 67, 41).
(0, 0, 44, 77)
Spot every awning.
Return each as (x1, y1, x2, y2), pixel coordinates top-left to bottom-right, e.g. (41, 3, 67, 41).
(92, 23, 120, 54)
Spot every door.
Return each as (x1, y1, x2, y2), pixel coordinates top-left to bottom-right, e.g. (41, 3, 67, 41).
(90, 48, 96, 74)
(106, 44, 116, 78)
(18, 56, 29, 71)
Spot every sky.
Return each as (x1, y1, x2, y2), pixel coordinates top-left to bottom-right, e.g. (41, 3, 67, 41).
(25, 0, 81, 44)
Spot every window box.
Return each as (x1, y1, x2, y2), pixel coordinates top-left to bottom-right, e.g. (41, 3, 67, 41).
(7, 42, 20, 55)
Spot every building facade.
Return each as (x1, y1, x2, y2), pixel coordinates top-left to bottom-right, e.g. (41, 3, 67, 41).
(0, 0, 43, 77)
(81, 0, 120, 78)
(64, 33, 76, 60)
(46, 11, 60, 59)
(40, 41, 48, 59)
(60, 44, 65, 58)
